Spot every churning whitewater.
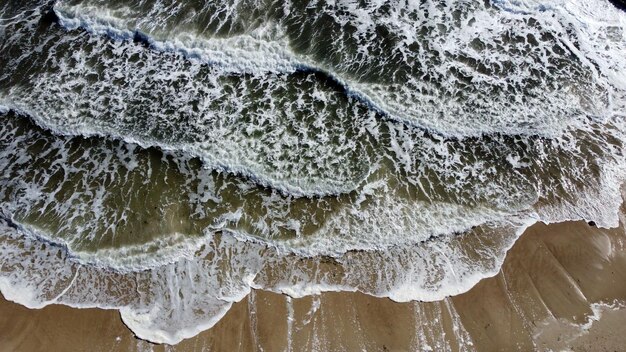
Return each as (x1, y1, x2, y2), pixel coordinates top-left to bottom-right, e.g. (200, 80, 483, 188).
(1, 0, 626, 344)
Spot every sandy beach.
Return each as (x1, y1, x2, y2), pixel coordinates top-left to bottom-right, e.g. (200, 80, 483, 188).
(2, 217, 626, 351)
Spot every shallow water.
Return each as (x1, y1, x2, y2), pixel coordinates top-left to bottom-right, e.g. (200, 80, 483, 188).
(1, 0, 626, 344)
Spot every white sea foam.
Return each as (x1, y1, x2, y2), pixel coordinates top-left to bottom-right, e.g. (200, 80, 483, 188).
(0, 215, 529, 343)
(49, 0, 626, 137)
(54, 3, 302, 74)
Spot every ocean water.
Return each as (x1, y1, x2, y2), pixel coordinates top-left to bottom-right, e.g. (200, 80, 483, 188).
(0, 0, 625, 344)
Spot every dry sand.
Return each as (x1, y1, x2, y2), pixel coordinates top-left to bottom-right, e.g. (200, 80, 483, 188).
(2, 219, 626, 351)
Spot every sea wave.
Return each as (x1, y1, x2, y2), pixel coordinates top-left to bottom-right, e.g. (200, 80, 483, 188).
(1, 0, 626, 345)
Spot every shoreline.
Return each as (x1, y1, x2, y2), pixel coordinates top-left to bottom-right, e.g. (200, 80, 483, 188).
(3, 218, 626, 351)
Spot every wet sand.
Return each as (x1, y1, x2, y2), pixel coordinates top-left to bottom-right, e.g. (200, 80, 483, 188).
(2, 219, 626, 351)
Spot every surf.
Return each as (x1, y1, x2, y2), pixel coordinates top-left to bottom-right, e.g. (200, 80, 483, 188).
(1, 0, 626, 345)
